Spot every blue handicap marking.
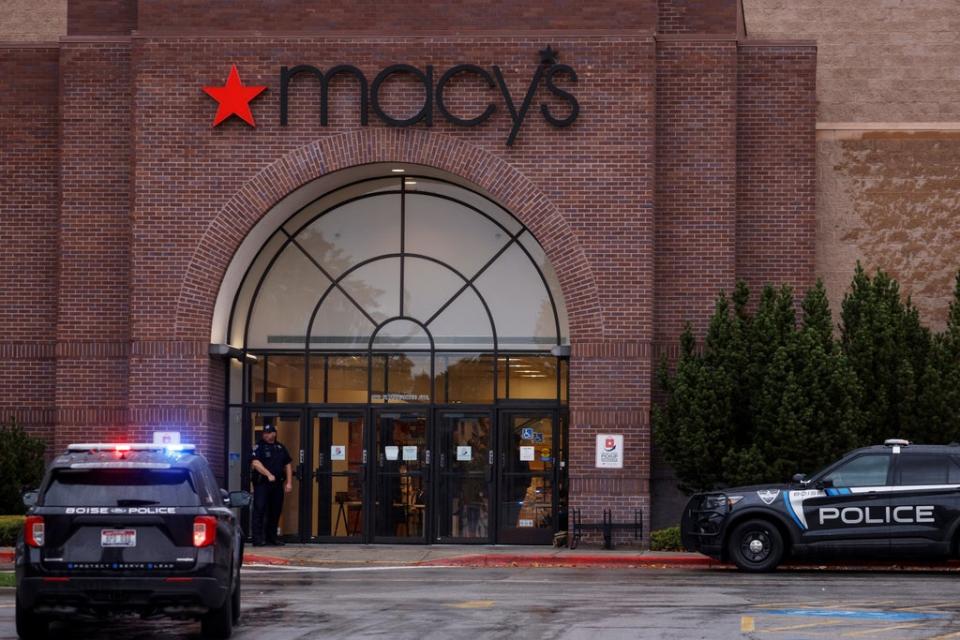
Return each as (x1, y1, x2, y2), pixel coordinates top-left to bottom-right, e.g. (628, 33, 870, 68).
(521, 427, 534, 440)
(761, 609, 948, 622)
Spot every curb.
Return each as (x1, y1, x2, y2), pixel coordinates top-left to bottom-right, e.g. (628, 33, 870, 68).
(416, 554, 721, 568)
(0, 551, 12, 563)
(244, 553, 290, 566)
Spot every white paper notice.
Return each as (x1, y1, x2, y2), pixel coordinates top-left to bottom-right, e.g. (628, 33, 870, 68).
(456, 446, 472, 461)
(402, 445, 418, 461)
(519, 446, 535, 462)
(330, 445, 346, 461)
(519, 519, 534, 528)
(385, 446, 399, 461)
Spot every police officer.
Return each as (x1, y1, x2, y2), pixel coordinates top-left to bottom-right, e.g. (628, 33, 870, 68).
(250, 422, 293, 546)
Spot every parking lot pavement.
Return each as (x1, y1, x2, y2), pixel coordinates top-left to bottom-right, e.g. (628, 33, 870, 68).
(0, 567, 959, 639)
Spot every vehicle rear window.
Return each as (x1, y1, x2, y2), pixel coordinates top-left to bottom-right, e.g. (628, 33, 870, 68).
(43, 469, 201, 507)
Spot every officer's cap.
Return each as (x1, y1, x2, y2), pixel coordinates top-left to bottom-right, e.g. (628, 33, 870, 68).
(262, 423, 277, 433)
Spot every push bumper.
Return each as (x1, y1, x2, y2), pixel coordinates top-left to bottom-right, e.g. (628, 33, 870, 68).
(17, 575, 229, 616)
(680, 493, 730, 560)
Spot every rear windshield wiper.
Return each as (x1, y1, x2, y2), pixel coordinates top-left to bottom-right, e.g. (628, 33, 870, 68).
(116, 499, 160, 506)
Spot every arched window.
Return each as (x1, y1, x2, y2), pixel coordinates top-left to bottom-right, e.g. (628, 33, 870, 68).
(228, 170, 569, 405)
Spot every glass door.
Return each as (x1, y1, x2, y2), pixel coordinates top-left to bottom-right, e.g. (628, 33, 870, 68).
(246, 410, 306, 542)
(497, 411, 558, 545)
(373, 410, 429, 542)
(309, 411, 366, 541)
(434, 412, 493, 543)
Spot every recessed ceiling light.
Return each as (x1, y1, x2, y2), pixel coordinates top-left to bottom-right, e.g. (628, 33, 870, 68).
(391, 168, 405, 173)
(405, 180, 417, 185)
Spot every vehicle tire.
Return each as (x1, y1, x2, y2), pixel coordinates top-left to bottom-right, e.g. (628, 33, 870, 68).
(727, 519, 784, 572)
(201, 588, 233, 639)
(231, 573, 241, 626)
(16, 596, 48, 640)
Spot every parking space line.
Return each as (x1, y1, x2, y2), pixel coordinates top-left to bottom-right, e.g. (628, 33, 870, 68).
(760, 620, 846, 633)
(841, 622, 927, 637)
(741, 616, 755, 632)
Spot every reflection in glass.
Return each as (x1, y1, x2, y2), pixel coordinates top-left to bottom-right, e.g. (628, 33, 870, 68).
(249, 358, 266, 403)
(340, 258, 401, 324)
(375, 414, 427, 538)
(310, 287, 377, 349)
(327, 355, 368, 403)
(266, 355, 305, 403)
(372, 354, 431, 404)
(307, 355, 325, 403)
(507, 355, 558, 400)
(434, 354, 495, 404)
(437, 415, 490, 540)
(500, 477, 553, 530)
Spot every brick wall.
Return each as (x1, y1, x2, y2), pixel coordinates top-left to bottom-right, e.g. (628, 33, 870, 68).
(0, 47, 60, 448)
(658, 0, 739, 35)
(67, 0, 136, 36)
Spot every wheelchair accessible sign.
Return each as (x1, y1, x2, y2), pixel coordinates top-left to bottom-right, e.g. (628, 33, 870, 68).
(595, 434, 623, 469)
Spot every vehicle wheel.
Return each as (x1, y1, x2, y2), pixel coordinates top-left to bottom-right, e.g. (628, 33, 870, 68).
(201, 588, 233, 639)
(16, 596, 48, 640)
(231, 573, 241, 626)
(727, 519, 784, 572)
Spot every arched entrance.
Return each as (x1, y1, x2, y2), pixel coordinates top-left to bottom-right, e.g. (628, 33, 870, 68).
(223, 163, 569, 544)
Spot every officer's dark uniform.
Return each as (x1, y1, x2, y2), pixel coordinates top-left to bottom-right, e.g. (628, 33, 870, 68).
(251, 426, 292, 546)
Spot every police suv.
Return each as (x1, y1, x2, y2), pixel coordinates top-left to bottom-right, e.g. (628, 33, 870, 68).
(681, 440, 960, 571)
(15, 443, 251, 639)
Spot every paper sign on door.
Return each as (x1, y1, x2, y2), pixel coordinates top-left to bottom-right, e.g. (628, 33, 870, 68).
(385, 446, 399, 461)
(519, 446, 535, 462)
(330, 445, 346, 461)
(456, 446, 472, 461)
(402, 446, 418, 461)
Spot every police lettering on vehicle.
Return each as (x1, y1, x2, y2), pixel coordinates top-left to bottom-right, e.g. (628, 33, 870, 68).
(819, 505, 935, 525)
(64, 507, 177, 515)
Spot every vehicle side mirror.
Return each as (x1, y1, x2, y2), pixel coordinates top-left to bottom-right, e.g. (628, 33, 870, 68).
(228, 491, 252, 508)
(22, 490, 38, 508)
(815, 479, 834, 489)
(792, 473, 807, 484)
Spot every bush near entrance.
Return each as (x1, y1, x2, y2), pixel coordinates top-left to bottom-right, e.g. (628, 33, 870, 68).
(0, 516, 25, 546)
(649, 526, 683, 552)
(653, 265, 960, 494)
(0, 417, 46, 516)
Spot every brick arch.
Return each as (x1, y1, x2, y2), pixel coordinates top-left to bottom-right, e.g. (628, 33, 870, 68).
(174, 128, 603, 342)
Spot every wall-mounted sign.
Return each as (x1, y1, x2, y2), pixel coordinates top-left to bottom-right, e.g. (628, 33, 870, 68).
(153, 431, 180, 445)
(202, 47, 579, 146)
(595, 434, 623, 469)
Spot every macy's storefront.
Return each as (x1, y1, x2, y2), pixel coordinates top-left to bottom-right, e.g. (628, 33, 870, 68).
(1, 0, 816, 544)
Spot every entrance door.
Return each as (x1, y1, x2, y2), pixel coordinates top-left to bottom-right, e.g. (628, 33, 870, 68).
(434, 412, 493, 543)
(246, 410, 305, 542)
(373, 410, 429, 542)
(309, 411, 366, 541)
(498, 411, 558, 544)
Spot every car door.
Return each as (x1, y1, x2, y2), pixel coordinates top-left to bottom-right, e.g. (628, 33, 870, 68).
(887, 452, 960, 556)
(797, 452, 892, 556)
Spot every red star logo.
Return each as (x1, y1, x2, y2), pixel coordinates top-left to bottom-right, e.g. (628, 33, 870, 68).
(202, 65, 268, 127)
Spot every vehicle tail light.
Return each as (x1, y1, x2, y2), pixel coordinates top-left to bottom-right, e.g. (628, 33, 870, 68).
(193, 516, 217, 547)
(25, 516, 44, 548)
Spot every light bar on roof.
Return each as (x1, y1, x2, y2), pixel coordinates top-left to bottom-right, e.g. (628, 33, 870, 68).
(67, 443, 197, 452)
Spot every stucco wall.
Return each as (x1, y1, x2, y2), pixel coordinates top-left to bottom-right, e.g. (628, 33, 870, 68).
(2, 0, 66, 41)
(744, 0, 960, 330)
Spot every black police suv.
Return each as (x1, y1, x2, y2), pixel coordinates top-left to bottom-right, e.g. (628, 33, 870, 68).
(681, 439, 960, 571)
(15, 443, 251, 639)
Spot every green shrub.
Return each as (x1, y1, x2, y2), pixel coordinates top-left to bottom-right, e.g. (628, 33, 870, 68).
(649, 526, 683, 552)
(0, 417, 46, 515)
(0, 515, 25, 546)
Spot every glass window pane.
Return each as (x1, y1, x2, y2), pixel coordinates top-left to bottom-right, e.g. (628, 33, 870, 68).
(434, 354, 495, 404)
(247, 243, 332, 348)
(426, 286, 494, 350)
(372, 354, 431, 404)
(403, 257, 465, 326)
(266, 355, 305, 403)
(406, 179, 522, 236)
(230, 231, 286, 347)
(899, 455, 952, 485)
(327, 354, 369, 403)
(560, 359, 569, 404)
(292, 193, 401, 279)
(518, 231, 568, 345)
(311, 287, 377, 349)
(340, 258, 401, 324)
(823, 454, 890, 487)
(475, 242, 556, 350)
(497, 356, 507, 400)
(405, 193, 513, 279)
(229, 358, 243, 404)
(282, 178, 398, 238)
(507, 355, 558, 400)
(372, 319, 431, 350)
(307, 354, 326, 403)
(249, 358, 266, 403)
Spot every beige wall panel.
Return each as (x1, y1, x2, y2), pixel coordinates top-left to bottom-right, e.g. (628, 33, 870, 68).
(2, 0, 66, 41)
(744, 0, 960, 122)
(817, 137, 960, 331)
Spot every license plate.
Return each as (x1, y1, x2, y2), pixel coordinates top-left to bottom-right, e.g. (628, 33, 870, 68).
(101, 529, 136, 547)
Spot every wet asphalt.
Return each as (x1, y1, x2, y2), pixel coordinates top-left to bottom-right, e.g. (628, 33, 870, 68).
(1, 566, 960, 639)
